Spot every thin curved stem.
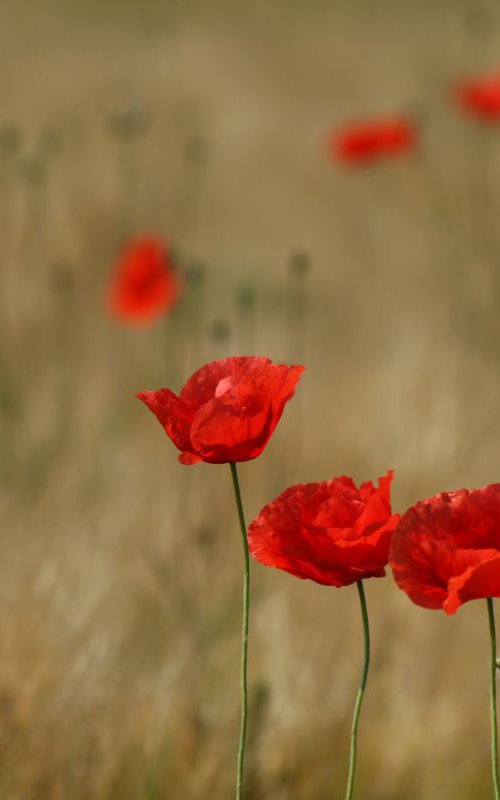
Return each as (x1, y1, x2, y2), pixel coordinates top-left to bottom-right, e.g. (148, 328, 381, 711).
(487, 598, 500, 800)
(345, 580, 371, 800)
(230, 462, 250, 800)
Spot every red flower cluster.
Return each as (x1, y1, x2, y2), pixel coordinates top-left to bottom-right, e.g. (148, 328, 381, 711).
(107, 237, 180, 325)
(330, 118, 415, 165)
(248, 471, 399, 586)
(137, 356, 304, 465)
(390, 484, 500, 614)
(455, 74, 500, 121)
(328, 75, 500, 167)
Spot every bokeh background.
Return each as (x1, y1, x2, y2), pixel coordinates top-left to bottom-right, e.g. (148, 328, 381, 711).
(2, 0, 500, 797)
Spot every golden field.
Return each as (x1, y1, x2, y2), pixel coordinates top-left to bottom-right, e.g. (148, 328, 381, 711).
(2, 0, 500, 797)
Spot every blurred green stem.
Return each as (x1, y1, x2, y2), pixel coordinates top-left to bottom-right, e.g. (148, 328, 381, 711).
(345, 580, 370, 800)
(230, 462, 250, 800)
(487, 598, 500, 800)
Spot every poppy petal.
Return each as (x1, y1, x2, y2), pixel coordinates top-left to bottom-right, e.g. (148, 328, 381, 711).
(107, 237, 181, 325)
(136, 389, 195, 455)
(178, 452, 203, 466)
(188, 360, 304, 463)
(456, 75, 500, 121)
(445, 554, 500, 614)
(330, 118, 415, 165)
(180, 357, 272, 409)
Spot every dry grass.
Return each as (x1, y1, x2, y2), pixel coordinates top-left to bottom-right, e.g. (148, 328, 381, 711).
(2, 0, 500, 797)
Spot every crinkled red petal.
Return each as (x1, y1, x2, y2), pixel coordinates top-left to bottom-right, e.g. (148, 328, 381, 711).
(136, 389, 195, 455)
(248, 472, 396, 587)
(390, 483, 500, 612)
(188, 360, 304, 463)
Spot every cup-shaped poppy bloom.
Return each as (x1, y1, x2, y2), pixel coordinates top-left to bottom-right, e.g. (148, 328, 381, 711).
(329, 118, 416, 165)
(455, 74, 500, 121)
(390, 483, 500, 614)
(137, 356, 304, 465)
(107, 236, 181, 324)
(248, 471, 399, 586)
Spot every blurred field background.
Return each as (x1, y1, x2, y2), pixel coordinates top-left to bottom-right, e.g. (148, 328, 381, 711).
(2, 0, 500, 797)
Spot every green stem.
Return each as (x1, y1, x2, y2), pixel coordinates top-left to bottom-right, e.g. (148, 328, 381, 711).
(487, 598, 500, 800)
(230, 462, 250, 800)
(345, 580, 371, 800)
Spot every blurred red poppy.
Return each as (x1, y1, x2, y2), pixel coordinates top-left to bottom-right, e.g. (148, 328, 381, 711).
(329, 118, 415, 165)
(455, 74, 500, 121)
(137, 356, 304, 465)
(107, 237, 180, 324)
(248, 471, 398, 586)
(390, 484, 500, 614)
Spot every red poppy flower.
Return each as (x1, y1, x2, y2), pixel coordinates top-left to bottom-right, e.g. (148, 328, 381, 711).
(107, 236, 180, 324)
(329, 118, 415, 165)
(455, 74, 500, 121)
(137, 356, 304, 465)
(248, 471, 398, 586)
(390, 483, 500, 614)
